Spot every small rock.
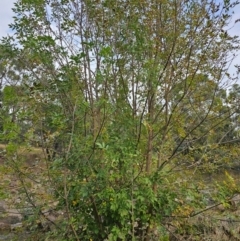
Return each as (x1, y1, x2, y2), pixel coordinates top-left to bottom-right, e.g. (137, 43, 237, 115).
(11, 222, 22, 230)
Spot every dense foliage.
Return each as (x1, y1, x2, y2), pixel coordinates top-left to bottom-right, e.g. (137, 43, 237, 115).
(0, 0, 240, 240)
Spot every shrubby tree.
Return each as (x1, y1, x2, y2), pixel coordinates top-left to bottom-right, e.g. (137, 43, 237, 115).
(0, 0, 240, 240)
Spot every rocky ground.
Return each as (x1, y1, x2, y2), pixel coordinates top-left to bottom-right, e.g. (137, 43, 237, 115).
(0, 200, 25, 241)
(0, 147, 60, 241)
